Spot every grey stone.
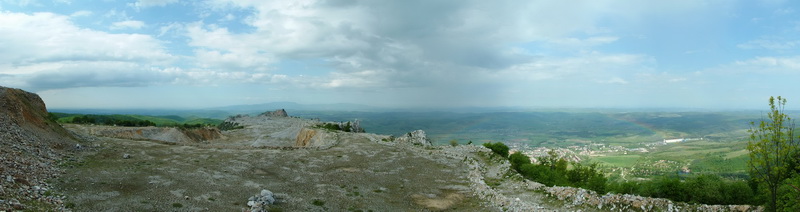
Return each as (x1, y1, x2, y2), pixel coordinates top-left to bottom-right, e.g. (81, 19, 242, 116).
(395, 130, 432, 146)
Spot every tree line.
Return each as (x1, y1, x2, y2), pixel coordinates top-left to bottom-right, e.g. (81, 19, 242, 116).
(66, 115, 156, 127)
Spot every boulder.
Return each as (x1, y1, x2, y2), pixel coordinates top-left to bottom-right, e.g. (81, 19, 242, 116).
(247, 189, 276, 212)
(395, 130, 432, 146)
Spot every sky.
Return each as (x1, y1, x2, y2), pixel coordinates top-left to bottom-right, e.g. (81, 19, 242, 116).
(1, 0, 800, 110)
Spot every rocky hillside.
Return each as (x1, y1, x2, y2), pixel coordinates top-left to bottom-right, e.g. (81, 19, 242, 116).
(0, 86, 76, 211)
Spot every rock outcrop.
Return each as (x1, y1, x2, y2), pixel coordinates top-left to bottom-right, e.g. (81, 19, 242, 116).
(295, 128, 317, 146)
(394, 130, 431, 146)
(0, 86, 75, 210)
(294, 127, 338, 148)
(259, 109, 288, 117)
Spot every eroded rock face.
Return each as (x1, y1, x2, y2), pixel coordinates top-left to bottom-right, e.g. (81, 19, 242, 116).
(395, 130, 431, 146)
(260, 109, 288, 117)
(293, 127, 338, 148)
(182, 127, 224, 141)
(295, 128, 317, 147)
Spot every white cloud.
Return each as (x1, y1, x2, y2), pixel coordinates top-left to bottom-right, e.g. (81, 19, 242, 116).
(69, 10, 92, 17)
(131, 0, 179, 8)
(0, 12, 176, 91)
(733, 56, 800, 70)
(110, 20, 145, 30)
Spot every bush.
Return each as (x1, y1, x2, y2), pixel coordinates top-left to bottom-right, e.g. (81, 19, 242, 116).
(612, 174, 755, 205)
(777, 175, 800, 211)
(218, 121, 244, 131)
(449, 139, 459, 147)
(482, 142, 509, 158)
(508, 152, 531, 172)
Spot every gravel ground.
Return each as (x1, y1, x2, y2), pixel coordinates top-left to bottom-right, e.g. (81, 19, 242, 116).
(56, 120, 496, 211)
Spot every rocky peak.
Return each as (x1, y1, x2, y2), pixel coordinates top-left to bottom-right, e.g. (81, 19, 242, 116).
(395, 130, 432, 146)
(259, 109, 288, 117)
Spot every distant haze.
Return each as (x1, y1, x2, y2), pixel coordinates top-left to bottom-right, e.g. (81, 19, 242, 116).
(2, 1, 800, 110)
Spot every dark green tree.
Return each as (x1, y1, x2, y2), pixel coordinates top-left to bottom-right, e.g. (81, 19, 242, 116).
(508, 151, 531, 172)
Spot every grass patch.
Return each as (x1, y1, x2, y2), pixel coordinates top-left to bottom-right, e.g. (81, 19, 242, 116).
(593, 155, 641, 168)
(172, 203, 183, 208)
(312, 199, 325, 206)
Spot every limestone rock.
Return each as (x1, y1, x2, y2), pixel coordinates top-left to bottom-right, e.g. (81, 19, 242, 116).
(395, 130, 431, 146)
(247, 189, 276, 212)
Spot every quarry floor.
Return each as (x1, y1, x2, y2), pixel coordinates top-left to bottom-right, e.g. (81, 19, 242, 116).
(53, 129, 496, 211)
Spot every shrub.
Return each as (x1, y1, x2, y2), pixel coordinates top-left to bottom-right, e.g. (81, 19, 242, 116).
(482, 142, 509, 158)
(449, 139, 459, 147)
(508, 152, 531, 172)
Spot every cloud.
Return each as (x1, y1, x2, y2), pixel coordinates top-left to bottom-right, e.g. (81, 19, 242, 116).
(110, 20, 145, 30)
(21, 62, 177, 90)
(69, 10, 92, 17)
(738, 39, 800, 50)
(131, 0, 180, 8)
(0, 12, 176, 91)
(733, 56, 800, 71)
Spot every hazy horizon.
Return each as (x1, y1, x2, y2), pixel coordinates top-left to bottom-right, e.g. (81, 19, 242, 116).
(2, 1, 800, 110)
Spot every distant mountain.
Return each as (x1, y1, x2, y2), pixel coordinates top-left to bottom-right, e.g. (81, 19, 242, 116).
(50, 102, 384, 120)
(211, 102, 383, 113)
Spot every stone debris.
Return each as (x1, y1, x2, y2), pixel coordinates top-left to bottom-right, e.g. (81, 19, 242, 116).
(122, 153, 131, 159)
(0, 86, 74, 211)
(246, 189, 276, 212)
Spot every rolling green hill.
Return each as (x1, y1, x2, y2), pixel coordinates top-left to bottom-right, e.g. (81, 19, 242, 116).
(51, 113, 222, 127)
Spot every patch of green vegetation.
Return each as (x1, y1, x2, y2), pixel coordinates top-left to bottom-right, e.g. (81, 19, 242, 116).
(172, 203, 183, 208)
(482, 142, 509, 158)
(311, 199, 325, 206)
(52, 113, 223, 128)
(218, 121, 244, 131)
(690, 152, 748, 175)
(593, 155, 641, 168)
(484, 178, 502, 188)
